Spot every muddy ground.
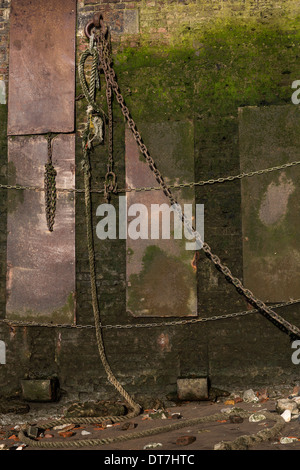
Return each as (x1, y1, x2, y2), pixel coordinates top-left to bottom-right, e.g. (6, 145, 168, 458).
(1, 389, 300, 453)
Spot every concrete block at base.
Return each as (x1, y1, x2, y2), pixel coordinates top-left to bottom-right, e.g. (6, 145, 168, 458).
(21, 379, 59, 402)
(177, 378, 208, 401)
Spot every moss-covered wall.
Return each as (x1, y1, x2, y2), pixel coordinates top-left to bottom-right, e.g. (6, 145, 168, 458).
(0, 0, 300, 404)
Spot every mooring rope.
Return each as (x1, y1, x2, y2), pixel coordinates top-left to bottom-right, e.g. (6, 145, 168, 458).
(18, 408, 285, 450)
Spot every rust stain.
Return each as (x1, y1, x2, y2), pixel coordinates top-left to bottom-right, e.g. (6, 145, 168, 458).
(57, 332, 62, 353)
(157, 333, 171, 352)
(9, 326, 16, 341)
(6, 262, 12, 302)
(191, 251, 200, 273)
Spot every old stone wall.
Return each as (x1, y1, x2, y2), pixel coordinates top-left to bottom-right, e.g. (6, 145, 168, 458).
(0, 0, 300, 404)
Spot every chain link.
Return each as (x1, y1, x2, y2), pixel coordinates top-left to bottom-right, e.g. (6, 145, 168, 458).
(0, 159, 299, 195)
(44, 133, 57, 232)
(122, 159, 300, 193)
(0, 298, 299, 330)
(99, 28, 118, 203)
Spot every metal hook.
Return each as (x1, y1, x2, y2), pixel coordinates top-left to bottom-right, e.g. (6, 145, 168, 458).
(84, 13, 107, 39)
(84, 20, 95, 40)
(105, 171, 117, 192)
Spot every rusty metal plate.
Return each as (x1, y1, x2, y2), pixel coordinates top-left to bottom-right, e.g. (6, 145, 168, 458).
(6, 134, 76, 322)
(7, 0, 76, 135)
(239, 104, 300, 302)
(125, 122, 198, 317)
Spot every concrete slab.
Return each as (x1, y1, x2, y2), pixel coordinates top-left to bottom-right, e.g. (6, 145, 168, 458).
(6, 134, 76, 323)
(125, 121, 198, 317)
(7, 0, 76, 135)
(239, 105, 300, 302)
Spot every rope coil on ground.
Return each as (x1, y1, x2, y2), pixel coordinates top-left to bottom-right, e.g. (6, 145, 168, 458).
(18, 409, 286, 450)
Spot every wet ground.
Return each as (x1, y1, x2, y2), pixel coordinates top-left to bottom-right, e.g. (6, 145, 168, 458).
(1, 394, 300, 452)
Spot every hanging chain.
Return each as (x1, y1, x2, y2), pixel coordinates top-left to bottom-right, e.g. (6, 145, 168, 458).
(93, 25, 300, 340)
(104, 80, 118, 203)
(99, 28, 118, 203)
(44, 133, 57, 232)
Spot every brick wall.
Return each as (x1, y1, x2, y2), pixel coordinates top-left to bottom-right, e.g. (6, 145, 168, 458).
(0, 1, 300, 404)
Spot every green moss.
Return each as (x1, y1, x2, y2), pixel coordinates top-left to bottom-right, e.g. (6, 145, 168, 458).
(137, 121, 194, 185)
(8, 292, 75, 324)
(51, 292, 75, 323)
(113, 17, 300, 122)
(128, 245, 196, 317)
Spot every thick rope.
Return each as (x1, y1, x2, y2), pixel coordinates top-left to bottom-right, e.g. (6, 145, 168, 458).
(78, 38, 141, 417)
(78, 47, 101, 114)
(80, 154, 141, 419)
(214, 410, 286, 450)
(18, 409, 285, 449)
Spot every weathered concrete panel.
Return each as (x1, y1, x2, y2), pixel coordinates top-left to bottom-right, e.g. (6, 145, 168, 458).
(125, 122, 197, 317)
(7, 0, 76, 135)
(239, 105, 300, 302)
(6, 135, 75, 322)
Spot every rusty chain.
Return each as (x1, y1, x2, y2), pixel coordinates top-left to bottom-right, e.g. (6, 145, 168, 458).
(0, 298, 299, 330)
(98, 28, 118, 203)
(121, 159, 300, 193)
(44, 133, 57, 232)
(0, 159, 299, 195)
(93, 26, 300, 340)
(103, 74, 118, 202)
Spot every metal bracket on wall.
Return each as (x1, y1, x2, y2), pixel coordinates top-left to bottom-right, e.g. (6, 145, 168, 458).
(0, 340, 6, 364)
